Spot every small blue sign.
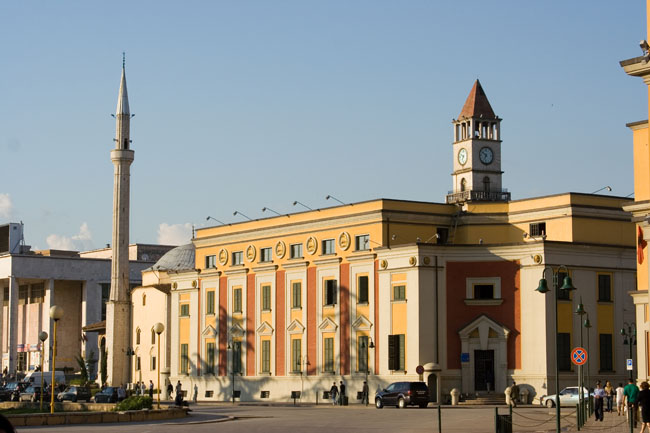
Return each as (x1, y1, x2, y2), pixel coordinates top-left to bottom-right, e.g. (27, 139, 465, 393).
(461, 353, 470, 363)
(627, 359, 634, 370)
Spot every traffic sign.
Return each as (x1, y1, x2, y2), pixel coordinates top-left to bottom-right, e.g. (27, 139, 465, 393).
(571, 347, 587, 366)
(627, 359, 634, 370)
(416, 365, 424, 375)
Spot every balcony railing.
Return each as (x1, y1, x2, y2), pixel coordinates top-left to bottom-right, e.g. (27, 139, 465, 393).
(445, 189, 511, 204)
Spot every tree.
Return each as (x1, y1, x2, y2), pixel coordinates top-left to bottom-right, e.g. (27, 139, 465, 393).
(100, 349, 108, 386)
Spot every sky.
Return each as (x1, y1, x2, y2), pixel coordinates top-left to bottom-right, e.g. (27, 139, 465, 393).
(0, 1, 647, 250)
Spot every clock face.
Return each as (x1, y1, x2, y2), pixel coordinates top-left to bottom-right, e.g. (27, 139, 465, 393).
(458, 148, 468, 165)
(479, 147, 494, 164)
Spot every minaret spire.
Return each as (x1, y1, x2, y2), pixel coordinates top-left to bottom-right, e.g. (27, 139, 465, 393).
(106, 55, 135, 387)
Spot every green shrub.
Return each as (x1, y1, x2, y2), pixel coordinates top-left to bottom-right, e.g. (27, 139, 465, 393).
(115, 395, 153, 411)
(69, 378, 85, 385)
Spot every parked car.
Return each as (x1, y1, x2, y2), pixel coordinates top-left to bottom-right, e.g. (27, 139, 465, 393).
(0, 382, 29, 401)
(375, 381, 430, 409)
(540, 387, 590, 407)
(57, 386, 91, 402)
(93, 386, 119, 403)
(19, 385, 49, 402)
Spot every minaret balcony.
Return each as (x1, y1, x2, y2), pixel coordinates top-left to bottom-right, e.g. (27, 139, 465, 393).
(446, 189, 511, 204)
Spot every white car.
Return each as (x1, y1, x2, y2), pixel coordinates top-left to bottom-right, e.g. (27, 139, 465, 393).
(540, 387, 590, 407)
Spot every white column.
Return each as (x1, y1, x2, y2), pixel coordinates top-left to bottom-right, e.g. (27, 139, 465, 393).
(42, 279, 54, 371)
(7, 276, 18, 374)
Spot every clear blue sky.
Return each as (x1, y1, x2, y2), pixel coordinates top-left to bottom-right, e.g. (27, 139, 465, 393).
(0, 1, 647, 249)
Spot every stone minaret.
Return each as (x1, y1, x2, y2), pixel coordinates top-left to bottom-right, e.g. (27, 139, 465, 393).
(105, 56, 134, 386)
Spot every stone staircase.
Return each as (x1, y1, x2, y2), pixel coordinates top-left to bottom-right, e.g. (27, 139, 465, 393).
(458, 393, 506, 405)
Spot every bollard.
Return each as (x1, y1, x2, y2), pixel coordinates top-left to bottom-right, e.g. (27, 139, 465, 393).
(450, 388, 460, 406)
(437, 405, 441, 433)
(576, 404, 581, 430)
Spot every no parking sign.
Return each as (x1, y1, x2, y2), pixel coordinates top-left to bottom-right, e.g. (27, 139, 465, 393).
(571, 347, 587, 366)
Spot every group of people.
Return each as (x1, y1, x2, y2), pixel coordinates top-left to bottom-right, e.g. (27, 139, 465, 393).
(133, 380, 154, 398)
(591, 378, 650, 431)
(329, 380, 347, 405)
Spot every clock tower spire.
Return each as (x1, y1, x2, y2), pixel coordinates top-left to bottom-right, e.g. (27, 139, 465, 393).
(446, 80, 510, 204)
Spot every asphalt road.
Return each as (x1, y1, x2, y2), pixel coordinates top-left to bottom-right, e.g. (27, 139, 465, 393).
(14, 404, 569, 433)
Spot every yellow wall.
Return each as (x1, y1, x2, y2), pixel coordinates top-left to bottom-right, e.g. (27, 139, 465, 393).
(633, 125, 650, 201)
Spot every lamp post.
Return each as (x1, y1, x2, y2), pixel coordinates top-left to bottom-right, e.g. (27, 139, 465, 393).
(621, 322, 637, 381)
(49, 305, 64, 414)
(536, 266, 576, 433)
(575, 298, 586, 420)
(153, 322, 164, 409)
(227, 339, 236, 404)
(583, 313, 592, 414)
(38, 331, 48, 411)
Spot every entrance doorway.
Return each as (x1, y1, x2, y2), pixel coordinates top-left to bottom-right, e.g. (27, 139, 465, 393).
(427, 374, 437, 402)
(474, 350, 494, 392)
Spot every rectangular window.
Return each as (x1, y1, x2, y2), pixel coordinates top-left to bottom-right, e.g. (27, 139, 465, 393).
(324, 279, 337, 306)
(324, 337, 334, 372)
(358, 275, 369, 304)
(599, 334, 613, 371)
(393, 285, 406, 301)
(205, 255, 216, 269)
(291, 339, 301, 373)
(474, 284, 494, 299)
(292, 282, 302, 309)
(598, 274, 612, 302)
(30, 283, 44, 304)
(233, 288, 242, 313)
(261, 340, 271, 373)
(206, 290, 215, 315)
(260, 247, 272, 262)
(262, 285, 271, 311)
(233, 341, 242, 374)
(180, 344, 189, 374)
(180, 303, 190, 317)
(290, 243, 303, 259)
(358, 336, 369, 373)
(322, 239, 335, 255)
(355, 234, 370, 251)
(530, 222, 546, 237)
(557, 333, 571, 371)
(388, 334, 405, 371)
(18, 285, 27, 306)
(206, 342, 215, 374)
(232, 251, 243, 265)
(151, 355, 156, 371)
(101, 283, 110, 321)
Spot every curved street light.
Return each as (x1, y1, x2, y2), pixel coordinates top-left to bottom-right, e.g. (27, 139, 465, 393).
(49, 305, 64, 414)
(153, 322, 165, 409)
(38, 331, 48, 411)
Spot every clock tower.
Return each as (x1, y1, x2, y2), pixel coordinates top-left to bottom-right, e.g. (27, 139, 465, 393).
(446, 80, 510, 204)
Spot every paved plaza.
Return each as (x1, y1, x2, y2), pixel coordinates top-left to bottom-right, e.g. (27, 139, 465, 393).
(11, 402, 638, 433)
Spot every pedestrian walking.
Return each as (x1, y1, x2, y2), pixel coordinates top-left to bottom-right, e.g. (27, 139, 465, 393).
(362, 381, 369, 406)
(135, 381, 141, 396)
(117, 385, 126, 402)
(624, 378, 640, 428)
(193, 384, 198, 403)
(339, 381, 346, 406)
(616, 382, 625, 415)
(149, 380, 154, 398)
(637, 381, 650, 433)
(175, 381, 183, 406)
(604, 380, 613, 412)
(329, 382, 339, 406)
(593, 381, 605, 421)
(167, 381, 173, 400)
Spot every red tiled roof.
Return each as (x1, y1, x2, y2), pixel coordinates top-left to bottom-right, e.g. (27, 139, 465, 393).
(458, 80, 496, 119)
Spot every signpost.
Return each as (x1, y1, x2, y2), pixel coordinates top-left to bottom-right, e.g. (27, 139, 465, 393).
(571, 347, 587, 424)
(627, 359, 633, 371)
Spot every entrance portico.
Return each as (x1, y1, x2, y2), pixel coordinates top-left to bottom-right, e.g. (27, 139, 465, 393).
(458, 315, 510, 394)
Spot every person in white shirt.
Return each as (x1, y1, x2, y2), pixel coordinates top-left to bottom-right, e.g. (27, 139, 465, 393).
(616, 382, 625, 416)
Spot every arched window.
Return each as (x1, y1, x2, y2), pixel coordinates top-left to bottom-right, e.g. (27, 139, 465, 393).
(151, 329, 156, 344)
(142, 294, 146, 306)
(136, 328, 141, 345)
(460, 178, 467, 192)
(483, 176, 490, 192)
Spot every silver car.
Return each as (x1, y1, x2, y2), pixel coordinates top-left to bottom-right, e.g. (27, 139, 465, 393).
(541, 387, 590, 407)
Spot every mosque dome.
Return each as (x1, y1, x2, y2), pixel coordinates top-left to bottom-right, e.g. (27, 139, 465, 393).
(147, 243, 195, 272)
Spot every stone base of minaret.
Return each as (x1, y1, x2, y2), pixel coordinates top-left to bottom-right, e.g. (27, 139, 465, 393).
(105, 300, 131, 386)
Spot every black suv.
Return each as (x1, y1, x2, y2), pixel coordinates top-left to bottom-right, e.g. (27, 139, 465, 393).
(375, 381, 429, 409)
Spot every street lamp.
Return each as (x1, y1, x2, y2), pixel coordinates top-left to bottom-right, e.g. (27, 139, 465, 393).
(536, 266, 576, 433)
(49, 305, 64, 414)
(621, 322, 637, 381)
(38, 331, 48, 411)
(575, 298, 586, 420)
(153, 322, 165, 410)
(583, 313, 592, 414)
(227, 338, 238, 404)
(360, 337, 375, 406)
